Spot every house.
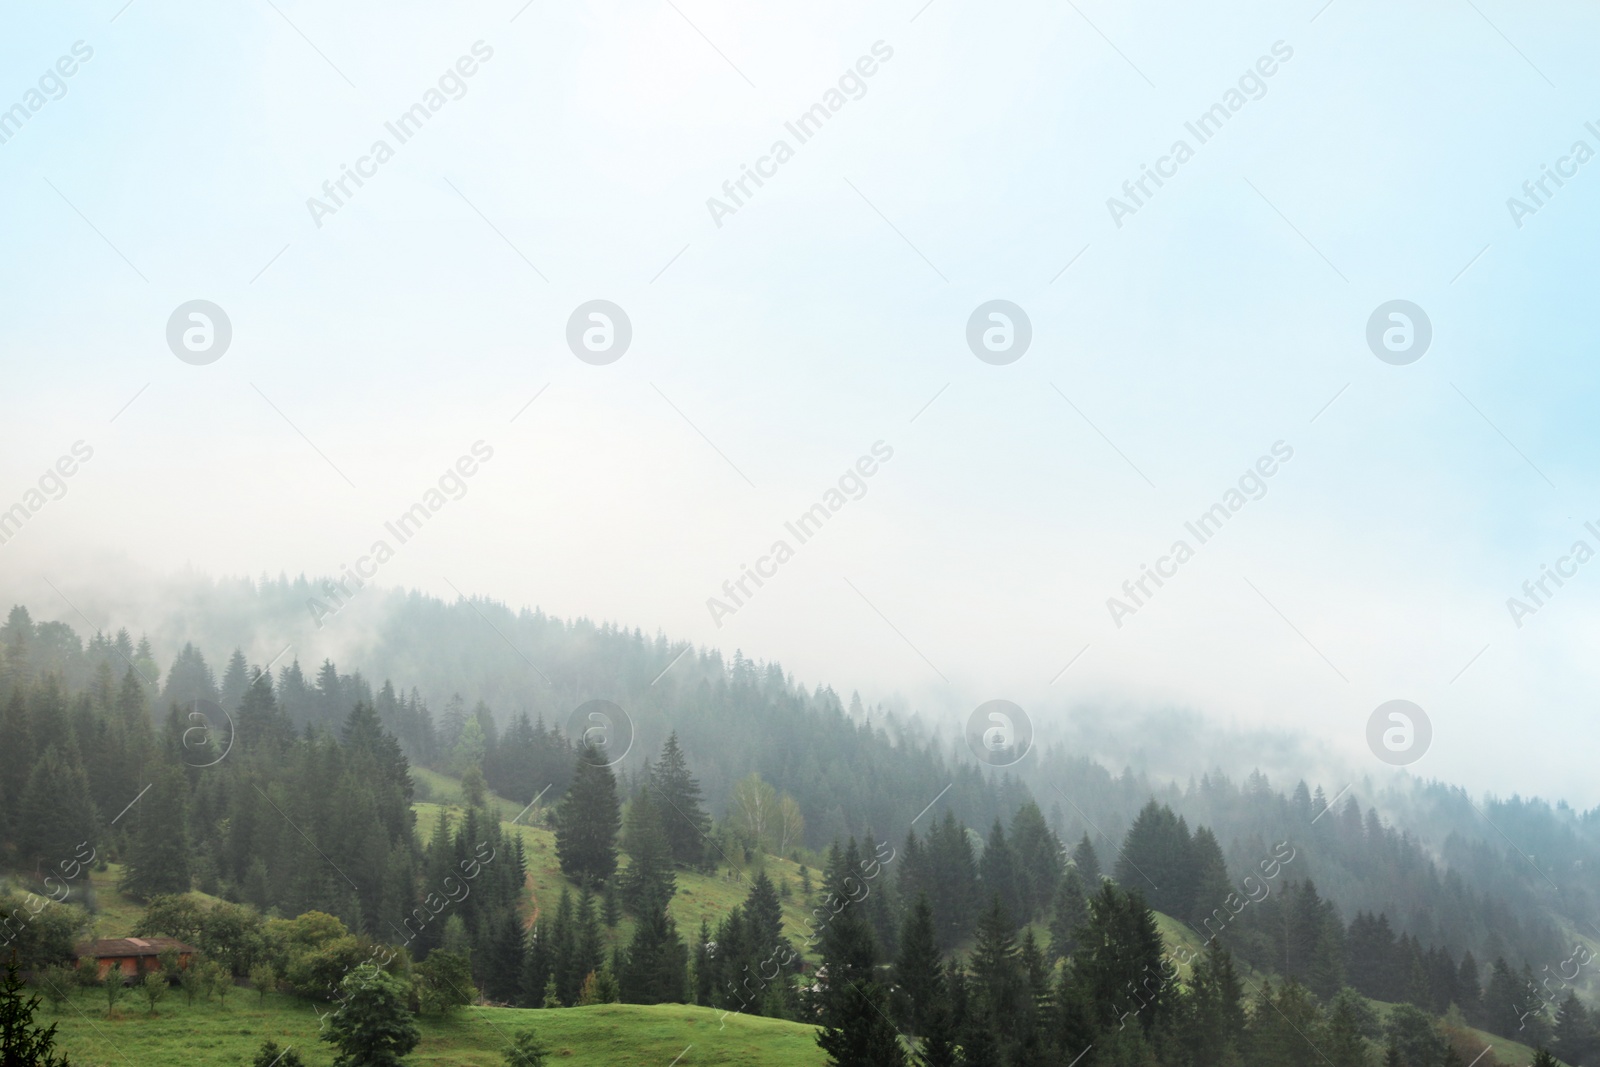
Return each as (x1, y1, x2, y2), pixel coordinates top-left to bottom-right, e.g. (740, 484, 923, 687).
(71, 937, 197, 981)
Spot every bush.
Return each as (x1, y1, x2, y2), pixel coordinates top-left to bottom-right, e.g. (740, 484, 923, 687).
(415, 950, 475, 1015)
(252, 1039, 306, 1067)
(502, 1029, 550, 1067)
(73, 958, 99, 988)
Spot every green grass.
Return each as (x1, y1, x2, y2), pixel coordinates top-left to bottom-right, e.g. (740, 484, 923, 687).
(43, 989, 826, 1067)
(414, 788, 823, 968)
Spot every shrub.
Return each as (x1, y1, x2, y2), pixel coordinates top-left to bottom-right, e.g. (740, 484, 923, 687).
(503, 1029, 550, 1067)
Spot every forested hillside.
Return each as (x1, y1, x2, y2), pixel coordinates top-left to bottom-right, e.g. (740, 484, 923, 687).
(2, 587, 1597, 1065)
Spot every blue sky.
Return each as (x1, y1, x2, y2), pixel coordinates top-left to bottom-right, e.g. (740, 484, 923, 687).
(3, 0, 1599, 802)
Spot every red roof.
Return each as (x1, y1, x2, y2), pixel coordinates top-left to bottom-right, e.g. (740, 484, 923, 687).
(72, 937, 195, 959)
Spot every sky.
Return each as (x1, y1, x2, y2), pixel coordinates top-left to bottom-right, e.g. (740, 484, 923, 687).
(2, 0, 1599, 802)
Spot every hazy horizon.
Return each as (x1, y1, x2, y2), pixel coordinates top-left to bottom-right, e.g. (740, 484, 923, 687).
(6, 1, 1600, 805)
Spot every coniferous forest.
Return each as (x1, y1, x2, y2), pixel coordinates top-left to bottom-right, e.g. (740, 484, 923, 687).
(0, 590, 1595, 1067)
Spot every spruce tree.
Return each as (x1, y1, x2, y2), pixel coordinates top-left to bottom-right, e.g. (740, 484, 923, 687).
(1007, 802, 1061, 922)
(619, 789, 676, 915)
(1114, 801, 1194, 919)
(554, 744, 620, 889)
(692, 920, 714, 1006)
(926, 814, 978, 950)
(978, 821, 1024, 933)
(1047, 868, 1087, 963)
(617, 884, 688, 1005)
(19, 745, 97, 870)
(817, 841, 880, 1030)
(1552, 991, 1591, 1067)
(1070, 834, 1100, 886)
(894, 894, 943, 1035)
(0, 957, 71, 1067)
(967, 896, 1022, 1037)
(1187, 825, 1232, 927)
(815, 978, 907, 1067)
(648, 732, 709, 866)
(118, 758, 190, 902)
(743, 872, 787, 964)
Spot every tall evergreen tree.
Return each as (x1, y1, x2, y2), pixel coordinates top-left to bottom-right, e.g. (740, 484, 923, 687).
(18, 745, 97, 870)
(978, 821, 1024, 933)
(1047, 868, 1088, 963)
(925, 813, 978, 950)
(815, 977, 907, 1067)
(1071, 834, 1101, 886)
(617, 884, 688, 1005)
(554, 744, 620, 889)
(648, 732, 709, 867)
(118, 762, 190, 898)
(619, 789, 676, 915)
(894, 894, 943, 1036)
(1007, 802, 1061, 923)
(1114, 801, 1195, 919)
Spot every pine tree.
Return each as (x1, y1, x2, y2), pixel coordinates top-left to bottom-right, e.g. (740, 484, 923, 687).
(1114, 801, 1195, 919)
(1181, 937, 1245, 1066)
(1047, 868, 1087, 963)
(648, 733, 709, 867)
(743, 872, 787, 964)
(118, 758, 190, 902)
(18, 745, 97, 870)
(1187, 825, 1232, 927)
(978, 821, 1024, 933)
(0, 690, 31, 846)
(818, 841, 878, 1018)
(815, 977, 907, 1067)
(482, 910, 526, 1004)
(967, 896, 1023, 1041)
(619, 789, 676, 915)
(1072, 882, 1169, 1034)
(1317, 985, 1373, 1067)
(1070, 834, 1101, 886)
(693, 920, 714, 1006)
(555, 744, 620, 889)
(894, 894, 943, 1035)
(219, 650, 250, 713)
(617, 885, 688, 1005)
(0, 957, 71, 1067)
(926, 813, 978, 950)
(1007, 802, 1061, 923)
(1552, 991, 1591, 1067)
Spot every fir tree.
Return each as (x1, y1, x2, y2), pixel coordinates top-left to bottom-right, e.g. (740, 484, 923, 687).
(894, 894, 943, 1036)
(617, 885, 688, 1005)
(648, 732, 709, 867)
(1007, 802, 1061, 923)
(554, 744, 620, 889)
(619, 789, 676, 916)
(18, 745, 97, 871)
(978, 821, 1024, 934)
(1047, 868, 1087, 963)
(1071, 834, 1101, 887)
(118, 762, 191, 898)
(815, 977, 907, 1067)
(0, 957, 71, 1067)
